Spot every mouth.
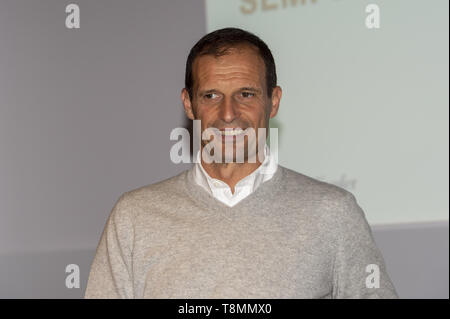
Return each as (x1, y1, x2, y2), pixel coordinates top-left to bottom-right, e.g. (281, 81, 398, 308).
(214, 128, 249, 143)
(220, 128, 248, 136)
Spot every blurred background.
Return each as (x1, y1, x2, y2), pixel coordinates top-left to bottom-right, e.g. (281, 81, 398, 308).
(0, 0, 448, 298)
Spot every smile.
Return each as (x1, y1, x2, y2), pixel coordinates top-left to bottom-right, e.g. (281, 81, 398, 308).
(219, 128, 248, 136)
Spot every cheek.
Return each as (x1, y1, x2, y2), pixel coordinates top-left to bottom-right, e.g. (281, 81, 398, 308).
(246, 106, 269, 127)
(197, 108, 216, 128)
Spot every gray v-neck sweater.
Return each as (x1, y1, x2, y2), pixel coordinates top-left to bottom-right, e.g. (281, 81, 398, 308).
(85, 165, 398, 299)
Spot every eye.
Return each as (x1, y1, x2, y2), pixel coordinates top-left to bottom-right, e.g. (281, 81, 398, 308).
(241, 91, 255, 98)
(204, 93, 219, 99)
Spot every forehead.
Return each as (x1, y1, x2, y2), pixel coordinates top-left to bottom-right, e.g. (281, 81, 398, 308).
(192, 46, 266, 89)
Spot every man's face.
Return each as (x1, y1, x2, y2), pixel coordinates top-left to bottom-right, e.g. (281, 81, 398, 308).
(182, 45, 281, 163)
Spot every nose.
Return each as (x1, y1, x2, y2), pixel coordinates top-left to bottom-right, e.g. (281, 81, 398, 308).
(220, 96, 240, 124)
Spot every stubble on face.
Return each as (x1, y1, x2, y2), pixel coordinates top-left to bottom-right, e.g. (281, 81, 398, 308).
(191, 45, 272, 165)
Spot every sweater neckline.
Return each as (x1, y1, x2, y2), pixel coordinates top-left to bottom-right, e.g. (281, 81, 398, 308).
(182, 164, 286, 215)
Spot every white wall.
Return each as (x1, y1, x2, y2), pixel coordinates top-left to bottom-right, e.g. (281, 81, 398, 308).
(206, 0, 449, 225)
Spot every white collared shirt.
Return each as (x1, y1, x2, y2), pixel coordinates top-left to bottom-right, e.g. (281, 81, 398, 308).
(192, 144, 278, 207)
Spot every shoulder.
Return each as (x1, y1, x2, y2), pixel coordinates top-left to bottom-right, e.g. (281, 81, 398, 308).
(278, 165, 353, 202)
(125, 169, 187, 199)
(277, 165, 365, 223)
(109, 169, 189, 218)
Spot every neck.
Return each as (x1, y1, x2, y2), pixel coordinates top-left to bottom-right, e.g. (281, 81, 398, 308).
(200, 150, 265, 194)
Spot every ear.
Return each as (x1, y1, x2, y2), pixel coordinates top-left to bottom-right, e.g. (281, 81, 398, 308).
(181, 88, 195, 120)
(269, 86, 282, 118)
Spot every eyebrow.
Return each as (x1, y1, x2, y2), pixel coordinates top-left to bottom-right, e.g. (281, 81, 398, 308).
(198, 89, 218, 96)
(240, 87, 262, 94)
(198, 87, 262, 96)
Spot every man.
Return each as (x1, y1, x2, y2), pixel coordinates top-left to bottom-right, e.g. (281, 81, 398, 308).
(85, 28, 398, 298)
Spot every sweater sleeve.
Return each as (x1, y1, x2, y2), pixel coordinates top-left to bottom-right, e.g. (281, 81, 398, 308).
(331, 192, 399, 299)
(84, 194, 135, 299)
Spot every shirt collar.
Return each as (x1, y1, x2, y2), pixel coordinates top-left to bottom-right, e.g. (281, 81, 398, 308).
(193, 144, 278, 196)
